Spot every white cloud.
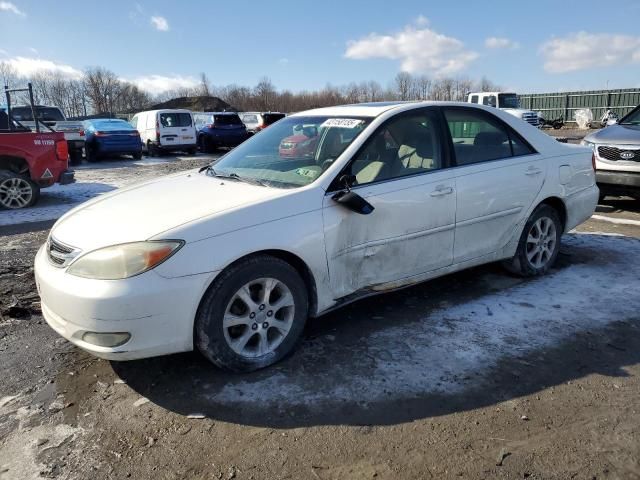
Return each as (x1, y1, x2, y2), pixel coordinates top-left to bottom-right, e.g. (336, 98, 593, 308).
(415, 15, 429, 26)
(0, 1, 25, 16)
(126, 74, 199, 93)
(541, 31, 640, 73)
(344, 21, 477, 76)
(150, 15, 169, 32)
(485, 36, 519, 50)
(3, 56, 83, 80)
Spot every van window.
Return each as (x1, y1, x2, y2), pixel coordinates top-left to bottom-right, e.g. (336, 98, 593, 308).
(242, 114, 258, 123)
(130, 116, 138, 129)
(160, 112, 192, 128)
(482, 96, 497, 107)
(470, 95, 479, 104)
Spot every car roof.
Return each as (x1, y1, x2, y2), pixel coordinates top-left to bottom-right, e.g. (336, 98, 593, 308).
(291, 101, 479, 118)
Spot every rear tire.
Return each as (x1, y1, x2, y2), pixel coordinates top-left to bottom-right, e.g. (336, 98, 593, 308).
(0, 169, 40, 209)
(132, 151, 142, 160)
(502, 205, 562, 277)
(187, 148, 197, 155)
(147, 141, 158, 157)
(195, 255, 308, 372)
(85, 143, 98, 162)
(68, 149, 82, 166)
(198, 135, 213, 153)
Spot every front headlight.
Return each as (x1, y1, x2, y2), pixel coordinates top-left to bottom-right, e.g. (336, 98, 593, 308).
(67, 241, 184, 280)
(581, 139, 596, 152)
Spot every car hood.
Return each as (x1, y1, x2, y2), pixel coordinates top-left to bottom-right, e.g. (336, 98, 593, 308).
(502, 108, 535, 117)
(51, 170, 285, 251)
(584, 124, 640, 145)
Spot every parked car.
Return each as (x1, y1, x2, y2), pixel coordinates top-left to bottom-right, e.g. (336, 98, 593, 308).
(193, 112, 250, 152)
(10, 104, 85, 165)
(581, 104, 640, 199)
(130, 109, 197, 156)
(1, 85, 74, 209)
(239, 112, 286, 134)
(468, 92, 539, 127)
(83, 119, 142, 162)
(35, 101, 597, 371)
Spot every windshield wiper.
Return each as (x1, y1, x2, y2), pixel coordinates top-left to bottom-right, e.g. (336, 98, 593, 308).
(200, 165, 267, 187)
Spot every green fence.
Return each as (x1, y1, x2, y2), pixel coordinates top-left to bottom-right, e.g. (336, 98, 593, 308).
(518, 88, 640, 124)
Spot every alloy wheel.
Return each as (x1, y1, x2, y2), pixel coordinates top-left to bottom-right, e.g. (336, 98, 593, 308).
(525, 216, 557, 269)
(0, 176, 33, 209)
(223, 277, 295, 358)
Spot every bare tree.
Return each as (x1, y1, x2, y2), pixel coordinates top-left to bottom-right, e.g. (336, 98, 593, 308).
(254, 77, 276, 111)
(394, 72, 412, 101)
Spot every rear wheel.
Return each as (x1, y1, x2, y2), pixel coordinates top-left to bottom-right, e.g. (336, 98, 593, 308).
(132, 151, 142, 160)
(147, 141, 158, 157)
(68, 148, 82, 165)
(198, 135, 213, 153)
(85, 143, 99, 162)
(195, 255, 308, 372)
(187, 148, 197, 155)
(0, 170, 40, 209)
(502, 205, 562, 277)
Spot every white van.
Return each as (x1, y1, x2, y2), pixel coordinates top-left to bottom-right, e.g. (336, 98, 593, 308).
(130, 109, 197, 156)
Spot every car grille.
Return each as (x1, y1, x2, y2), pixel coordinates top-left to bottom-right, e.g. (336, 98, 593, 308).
(47, 237, 80, 268)
(522, 112, 539, 126)
(597, 146, 640, 162)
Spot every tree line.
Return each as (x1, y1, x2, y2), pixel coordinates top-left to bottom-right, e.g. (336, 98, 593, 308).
(1, 62, 501, 116)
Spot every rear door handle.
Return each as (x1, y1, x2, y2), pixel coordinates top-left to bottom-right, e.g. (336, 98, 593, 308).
(430, 186, 454, 197)
(525, 167, 543, 176)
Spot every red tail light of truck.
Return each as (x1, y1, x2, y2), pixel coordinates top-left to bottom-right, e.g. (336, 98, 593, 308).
(56, 139, 68, 161)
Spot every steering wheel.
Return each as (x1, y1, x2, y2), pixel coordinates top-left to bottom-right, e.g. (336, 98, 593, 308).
(321, 158, 335, 172)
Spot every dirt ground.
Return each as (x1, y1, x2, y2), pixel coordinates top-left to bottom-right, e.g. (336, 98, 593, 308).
(1, 152, 639, 480)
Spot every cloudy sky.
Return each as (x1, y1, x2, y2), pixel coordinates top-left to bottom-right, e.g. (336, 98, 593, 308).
(1, 0, 639, 94)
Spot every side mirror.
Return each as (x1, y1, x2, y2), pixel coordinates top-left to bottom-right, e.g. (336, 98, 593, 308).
(332, 190, 374, 215)
(332, 175, 374, 215)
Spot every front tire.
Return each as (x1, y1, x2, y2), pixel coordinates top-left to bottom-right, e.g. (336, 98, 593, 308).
(195, 255, 308, 372)
(502, 205, 562, 277)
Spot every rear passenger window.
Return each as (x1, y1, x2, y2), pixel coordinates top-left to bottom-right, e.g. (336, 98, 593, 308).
(470, 95, 479, 104)
(443, 108, 535, 166)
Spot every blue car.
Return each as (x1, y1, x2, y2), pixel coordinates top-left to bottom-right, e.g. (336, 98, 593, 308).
(83, 119, 143, 162)
(194, 112, 250, 153)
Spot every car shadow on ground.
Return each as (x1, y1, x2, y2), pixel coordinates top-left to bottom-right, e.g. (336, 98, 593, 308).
(597, 196, 640, 214)
(110, 234, 640, 428)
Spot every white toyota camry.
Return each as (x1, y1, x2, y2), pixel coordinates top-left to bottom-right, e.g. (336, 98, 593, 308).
(35, 102, 598, 371)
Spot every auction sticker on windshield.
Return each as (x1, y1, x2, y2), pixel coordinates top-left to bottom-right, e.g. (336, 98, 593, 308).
(321, 118, 364, 129)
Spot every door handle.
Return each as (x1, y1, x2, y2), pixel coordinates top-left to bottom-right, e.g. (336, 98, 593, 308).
(430, 186, 454, 197)
(525, 167, 542, 176)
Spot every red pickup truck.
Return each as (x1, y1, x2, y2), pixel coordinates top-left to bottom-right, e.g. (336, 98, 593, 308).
(1, 108, 74, 209)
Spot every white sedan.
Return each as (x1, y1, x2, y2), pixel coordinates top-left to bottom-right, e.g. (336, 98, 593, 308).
(35, 102, 599, 372)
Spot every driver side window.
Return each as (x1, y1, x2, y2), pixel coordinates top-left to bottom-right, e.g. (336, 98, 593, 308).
(346, 110, 443, 187)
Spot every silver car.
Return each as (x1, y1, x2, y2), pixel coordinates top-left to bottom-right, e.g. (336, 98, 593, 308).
(582, 105, 640, 199)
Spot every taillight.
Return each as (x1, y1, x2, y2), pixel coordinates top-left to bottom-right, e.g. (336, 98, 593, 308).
(94, 131, 107, 137)
(592, 152, 596, 171)
(156, 121, 160, 142)
(206, 124, 214, 129)
(129, 131, 140, 137)
(56, 140, 68, 161)
(79, 129, 85, 137)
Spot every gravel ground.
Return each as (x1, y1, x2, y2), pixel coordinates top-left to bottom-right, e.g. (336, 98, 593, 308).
(1, 152, 639, 480)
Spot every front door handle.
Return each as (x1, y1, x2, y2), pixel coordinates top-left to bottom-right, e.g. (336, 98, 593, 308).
(525, 167, 543, 176)
(430, 186, 454, 197)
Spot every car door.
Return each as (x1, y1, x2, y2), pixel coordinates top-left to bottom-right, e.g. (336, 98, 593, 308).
(158, 111, 195, 146)
(322, 108, 457, 299)
(441, 107, 545, 263)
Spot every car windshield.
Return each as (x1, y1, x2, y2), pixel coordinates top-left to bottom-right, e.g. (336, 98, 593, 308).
(620, 108, 640, 125)
(12, 106, 65, 122)
(208, 115, 371, 189)
(498, 94, 519, 109)
(160, 112, 192, 127)
(214, 114, 243, 126)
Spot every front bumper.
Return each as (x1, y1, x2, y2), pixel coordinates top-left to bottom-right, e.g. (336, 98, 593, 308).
(596, 170, 640, 191)
(34, 245, 212, 361)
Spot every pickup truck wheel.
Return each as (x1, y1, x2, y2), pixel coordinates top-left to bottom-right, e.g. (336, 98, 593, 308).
(68, 149, 82, 165)
(0, 170, 40, 209)
(195, 255, 308, 372)
(502, 205, 562, 277)
(85, 143, 98, 162)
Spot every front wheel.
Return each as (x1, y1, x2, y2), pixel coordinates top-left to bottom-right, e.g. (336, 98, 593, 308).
(502, 205, 562, 277)
(195, 256, 308, 372)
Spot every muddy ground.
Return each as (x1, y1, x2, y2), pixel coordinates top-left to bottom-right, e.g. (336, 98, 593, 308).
(1, 153, 639, 480)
